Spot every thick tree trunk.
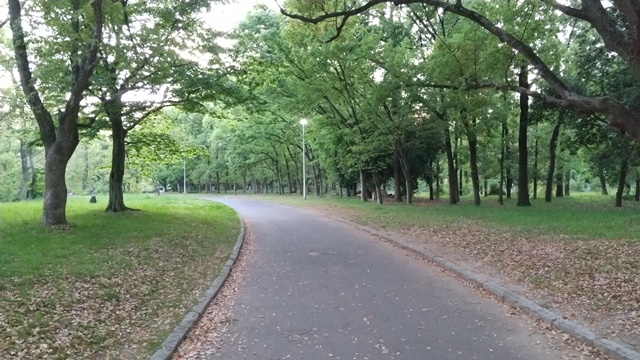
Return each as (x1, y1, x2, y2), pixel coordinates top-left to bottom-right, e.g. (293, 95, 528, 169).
(427, 159, 434, 201)
(615, 157, 629, 207)
(393, 154, 402, 202)
(42, 143, 76, 225)
(517, 65, 531, 207)
(466, 120, 481, 206)
(19, 140, 29, 200)
(444, 126, 458, 204)
(106, 111, 129, 212)
(360, 170, 367, 202)
(599, 166, 608, 195)
(545, 112, 563, 202)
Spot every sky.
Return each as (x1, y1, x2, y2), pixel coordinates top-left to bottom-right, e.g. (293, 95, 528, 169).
(207, 0, 280, 31)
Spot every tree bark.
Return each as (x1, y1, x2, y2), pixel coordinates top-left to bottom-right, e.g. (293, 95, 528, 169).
(360, 169, 367, 202)
(564, 167, 571, 196)
(505, 122, 512, 199)
(556, 166, 564, 197)
(465, 119, 480, 206)
(615, 156, 629, 207)
(393, 154, 402, 202)
(598, 166, 608, 195)
(499, 122, 506, 205)
(27, 149, 36, 199)
(444, 126, 458, 204)
(635, 174, 639, 201)
(545, 111, 563, 202)
(533, 138, 538, 199)
(517, 65, 531, 207)
(372, 172, 383, 204)
(435, 158, 440, 200)
(19, 140, 29, 200)
(106, 102, 130, 212)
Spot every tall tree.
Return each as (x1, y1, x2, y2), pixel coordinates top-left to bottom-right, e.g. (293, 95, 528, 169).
(8, 0, 103, 225)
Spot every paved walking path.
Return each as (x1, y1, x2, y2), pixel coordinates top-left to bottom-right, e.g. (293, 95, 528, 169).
(199, 198, 578, 359)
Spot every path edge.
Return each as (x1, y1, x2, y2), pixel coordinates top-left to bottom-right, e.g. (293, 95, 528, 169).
(149, 212, 246, 360)
(328, 215, 640, 360)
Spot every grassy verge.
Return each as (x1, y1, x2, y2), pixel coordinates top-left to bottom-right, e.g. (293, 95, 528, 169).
(255, 193, 640, 348)
(0, 194, 239, 359)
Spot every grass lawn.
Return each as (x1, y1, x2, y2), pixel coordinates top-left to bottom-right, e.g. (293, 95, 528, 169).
(0, 194, 239, 359)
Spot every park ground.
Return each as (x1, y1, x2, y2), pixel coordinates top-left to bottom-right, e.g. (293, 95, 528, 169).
(0, 195, 239, 359)
(0, 192, 638, 358)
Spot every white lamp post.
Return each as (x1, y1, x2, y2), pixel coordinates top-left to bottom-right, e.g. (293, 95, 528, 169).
(300, 118, 308, 200)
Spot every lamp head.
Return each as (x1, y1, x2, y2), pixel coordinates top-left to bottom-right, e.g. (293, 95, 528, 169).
(299, 118, 308, 126)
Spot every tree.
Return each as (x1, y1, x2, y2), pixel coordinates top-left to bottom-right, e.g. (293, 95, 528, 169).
(8, 0, 103, 225)
(281, 0, 640, 140)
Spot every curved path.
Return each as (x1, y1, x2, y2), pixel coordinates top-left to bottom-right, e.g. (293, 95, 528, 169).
(200, 198, 578, 359)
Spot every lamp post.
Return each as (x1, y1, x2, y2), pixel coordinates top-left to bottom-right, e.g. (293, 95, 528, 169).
(300, 118, 308, 200)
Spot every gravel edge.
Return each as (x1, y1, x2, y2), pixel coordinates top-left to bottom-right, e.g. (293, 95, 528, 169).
(328, 215, 640, 360)
(149, 215, 245, 360)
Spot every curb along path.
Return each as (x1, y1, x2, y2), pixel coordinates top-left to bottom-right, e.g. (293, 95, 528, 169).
(324, 214, 640, 360)
(149, 216, 245, 360)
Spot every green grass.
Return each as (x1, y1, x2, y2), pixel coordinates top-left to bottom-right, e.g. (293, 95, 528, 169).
(0, 194, 239, 359)
(252, 192, 640, 241)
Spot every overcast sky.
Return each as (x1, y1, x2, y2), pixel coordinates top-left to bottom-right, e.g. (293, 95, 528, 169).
(208, 0, 280, 31)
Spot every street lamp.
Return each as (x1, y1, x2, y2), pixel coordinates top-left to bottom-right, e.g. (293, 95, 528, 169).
(300, 118, 308, 200)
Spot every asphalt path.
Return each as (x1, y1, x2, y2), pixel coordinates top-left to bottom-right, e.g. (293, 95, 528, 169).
(202, 198, 574, 360)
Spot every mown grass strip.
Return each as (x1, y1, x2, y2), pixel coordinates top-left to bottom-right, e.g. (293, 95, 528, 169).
(0, 194, 239, 359)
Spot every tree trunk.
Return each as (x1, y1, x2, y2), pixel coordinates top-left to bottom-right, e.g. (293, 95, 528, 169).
(19, 140, 29, 200)
(615, 157, 629, 207)
(499, 122, 506, 205)
(556, 166, 564, 197)
(533, 138, 538, 200)
(427, 159, 435, 201)
(435, 159, 441, 200)
(360, 169, 367, 202)
(42, 145, 75, 225)
(216, 171, 220, 194)
(466, 119, 481, 206)
(27, 149, 36, 199)
(444, 126, 458, 204)
(505, 122, 512, 199)
(372, 172, 383, 204)
(393, 154, 402, 202)
(517, 65, 531, 207)
(284, 155, 293, 194)
(106, 110, 129, 212)
(483, 177, 488, 197)
(564, 167, 571, 196)
(635, 174, 639, 201)
(402, 159, 413, 205)
(545, 111, 563, 202)
(598, 166, 608, 195)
